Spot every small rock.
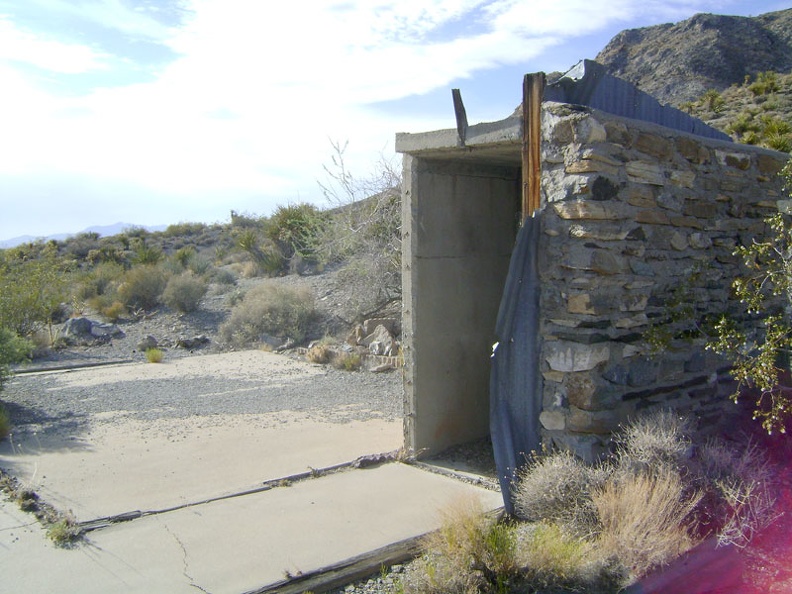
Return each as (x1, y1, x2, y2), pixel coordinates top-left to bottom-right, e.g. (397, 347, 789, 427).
(370, 363, 394, 373)
(91, 323, 124, 338)
(176, 335, 210, 349)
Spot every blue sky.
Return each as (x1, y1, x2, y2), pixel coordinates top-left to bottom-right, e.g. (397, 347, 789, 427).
(0, 0, 789, 241)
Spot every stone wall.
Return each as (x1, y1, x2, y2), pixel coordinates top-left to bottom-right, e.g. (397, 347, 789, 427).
(536, 102, 788, 459)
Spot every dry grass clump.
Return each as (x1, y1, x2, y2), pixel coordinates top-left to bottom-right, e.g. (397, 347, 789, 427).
(404, 409, 777, 593)
(331, 351, 362, 371)
(593, 470, 702, 583)
(306, 344, 331, 364)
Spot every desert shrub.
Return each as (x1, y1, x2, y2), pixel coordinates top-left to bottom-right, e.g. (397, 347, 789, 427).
(694, 439, 776, 547)
(235, 229, 284, 276)
(0, 251, 71, 337)
(519, 522, 613, 592)
(75, 261, 125, 301)
(100, 301, 126, 322)
(306, 344, 331, 364)
(117, 265, 167, 310)
(265, 203, 328, 269)
(0, 404, 10, 440)
(593, 470, 702, 585)
(173, 246, 196, 268)
(700, 89, 725, 113)
(613, 409, 693, 473)
(162, 272, 207, 313)
(130, 241, 163, 265)
(210, 267, 237, 285)
(513, 449, 608, 537)
(0, 327, 32, 391)
(707, 203, 792, 433)
(401, 496, 521, 594)
(319, 141, 401, 320)
(219, 283, 315, 348)
(188, 255, 212, 276)
(163, 221, 207, 237)
(145, 348, 164, 363)
(63, 232, 100, 260)
(331, 351, 361, 371)
(46, 515, 80, 546)
(749, 71, 780, 96)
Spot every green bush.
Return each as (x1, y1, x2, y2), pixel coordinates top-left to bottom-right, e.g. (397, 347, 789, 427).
(162, 272, 207, 313)
(117, 265, 167, 311)
(265, 203, 327, 267)
(130, 241, 163, 265)
(0, 252, 70, 336)
(219, 283, 315, 348)
(75, 261, 125, 302)
(0, 327, 33, 391)
(235, 229, 284, 276)
(173, 246, 196, 268)
(0, 405, 10, 441)
(145, 348, 164, 363)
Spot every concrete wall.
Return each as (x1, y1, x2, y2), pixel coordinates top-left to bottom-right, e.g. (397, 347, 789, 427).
(401, 156, 520, 454)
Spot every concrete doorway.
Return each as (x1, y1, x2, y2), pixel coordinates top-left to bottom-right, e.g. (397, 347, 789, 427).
(397, 128, 524, 455)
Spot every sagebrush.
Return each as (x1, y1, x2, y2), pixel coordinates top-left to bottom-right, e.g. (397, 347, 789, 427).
(219, 283, 315, 347)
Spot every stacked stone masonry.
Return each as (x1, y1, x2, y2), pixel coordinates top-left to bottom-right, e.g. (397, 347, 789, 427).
(537, 102, 788, 460)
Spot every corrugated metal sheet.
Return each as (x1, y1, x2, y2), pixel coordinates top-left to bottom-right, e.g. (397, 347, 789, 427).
(544, 60, 732, 142)
(490, 214, 542, 514)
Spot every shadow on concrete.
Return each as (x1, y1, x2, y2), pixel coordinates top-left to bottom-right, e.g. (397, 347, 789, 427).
(0, 399, 92, 457)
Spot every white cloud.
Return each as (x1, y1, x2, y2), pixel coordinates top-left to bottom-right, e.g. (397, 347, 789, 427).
(0, 16, 108, 73)
(0, 0, 772, 239)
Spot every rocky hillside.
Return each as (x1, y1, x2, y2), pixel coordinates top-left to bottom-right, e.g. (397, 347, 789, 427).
(596, 8, 792, 106)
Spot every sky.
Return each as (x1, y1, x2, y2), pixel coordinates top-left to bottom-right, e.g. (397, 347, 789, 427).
(0, 0, 789, 242)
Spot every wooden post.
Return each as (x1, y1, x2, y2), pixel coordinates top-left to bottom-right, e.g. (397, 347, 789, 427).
(522, 73, 545, 221)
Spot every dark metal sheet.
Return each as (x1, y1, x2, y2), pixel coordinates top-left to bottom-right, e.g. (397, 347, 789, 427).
(544, 60, 732, 142)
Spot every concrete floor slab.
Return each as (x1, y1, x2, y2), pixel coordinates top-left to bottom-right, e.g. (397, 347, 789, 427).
(2, 463, 503, 594)
(0, 414, 402, 522)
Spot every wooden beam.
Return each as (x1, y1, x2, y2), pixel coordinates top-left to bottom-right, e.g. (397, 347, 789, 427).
(522, 73, 545, 221)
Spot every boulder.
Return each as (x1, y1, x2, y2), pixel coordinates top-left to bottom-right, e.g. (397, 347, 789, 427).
(61, 317, 94, 338)
(363, 318, 398, 336)
(363, 324, 399, 356)
(137, 335, 158, 351)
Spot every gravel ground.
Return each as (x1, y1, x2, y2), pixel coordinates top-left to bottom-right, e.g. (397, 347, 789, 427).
(2, 353, 403, 439)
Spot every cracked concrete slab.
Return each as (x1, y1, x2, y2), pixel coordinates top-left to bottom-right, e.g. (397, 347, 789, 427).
(1, 462, 502, 594)
(0, 413, 401, 522)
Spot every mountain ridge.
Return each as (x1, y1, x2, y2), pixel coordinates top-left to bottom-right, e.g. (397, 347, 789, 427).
(596, 8, 792, 106)
(0, 223, 168, 249)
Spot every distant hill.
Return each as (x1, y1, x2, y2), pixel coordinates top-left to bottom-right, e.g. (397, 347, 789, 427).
(596, 8, 792, 106)
(0, 223, 167, 249)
